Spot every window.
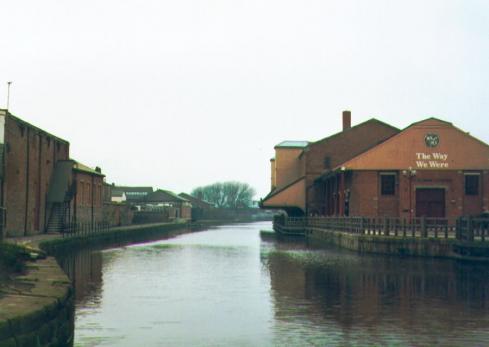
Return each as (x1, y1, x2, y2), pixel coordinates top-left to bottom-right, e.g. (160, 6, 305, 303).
(465, 174, 479, 196)
(381, 174, 396, 195)
(79, 181, 84, 205)
(323, 156, 331, 169)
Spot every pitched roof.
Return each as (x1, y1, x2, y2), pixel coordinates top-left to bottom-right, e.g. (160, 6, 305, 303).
(178, 193, 214, 208)
(115, 186, 154, 193)
(111, 189, 125, 198)
(1, 109, 69, 144)
(73, 161, 105, 177)
(145, 189, 189, 203)
(262, 176, 306, 201)
(114, 186, 153, 201)
(310, 118, 399, 148)
(275, 141, 310, 149)
(333, 117, 489, 171)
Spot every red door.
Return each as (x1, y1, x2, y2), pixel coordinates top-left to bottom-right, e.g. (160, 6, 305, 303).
(416, 188, 445, 218)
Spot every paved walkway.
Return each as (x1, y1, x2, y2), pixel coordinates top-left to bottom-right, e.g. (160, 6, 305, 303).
(4, 222, 185, 249)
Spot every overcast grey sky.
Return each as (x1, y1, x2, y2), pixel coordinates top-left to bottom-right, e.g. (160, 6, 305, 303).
(1, 0, 488, 198)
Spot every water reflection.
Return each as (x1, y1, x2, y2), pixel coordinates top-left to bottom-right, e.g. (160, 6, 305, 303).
(266, 244, 489, 346)
(59, 222, 489, 347)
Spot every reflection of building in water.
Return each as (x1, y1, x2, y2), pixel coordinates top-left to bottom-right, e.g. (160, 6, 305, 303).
(267, 250, 489, 337)
(59, 249, 104, 302)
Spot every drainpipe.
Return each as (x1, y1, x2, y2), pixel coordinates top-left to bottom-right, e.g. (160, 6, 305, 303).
(37, 134, 42, 233)
(73, 171, 77, 224)
(91, 175, 94, 229)
(0, 112, 6, 240)
(24, 127, 30, 236)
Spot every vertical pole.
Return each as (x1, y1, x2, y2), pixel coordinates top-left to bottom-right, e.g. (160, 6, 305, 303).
(421, 216, 427, 238)
(468, 217, 474, 242)
(6, 82, 12, 110)
(384, 217, 390, 236)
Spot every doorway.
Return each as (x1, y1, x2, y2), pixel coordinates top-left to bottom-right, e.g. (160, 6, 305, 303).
(416, 188, 445, 218)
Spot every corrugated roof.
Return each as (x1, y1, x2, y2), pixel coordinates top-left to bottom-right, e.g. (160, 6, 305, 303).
(275, 141, 310, 149)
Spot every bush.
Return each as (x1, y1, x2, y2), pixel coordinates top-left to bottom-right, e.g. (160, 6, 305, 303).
(0, 243, 29, 273)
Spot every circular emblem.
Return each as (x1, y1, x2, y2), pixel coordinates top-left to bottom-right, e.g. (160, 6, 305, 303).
(425, 133, 439, 147)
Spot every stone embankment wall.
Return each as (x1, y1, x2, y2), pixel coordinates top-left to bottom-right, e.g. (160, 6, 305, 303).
(308, 228, 489, 261)
(39, 222, 190, 254)
(0, 257, 73, 347)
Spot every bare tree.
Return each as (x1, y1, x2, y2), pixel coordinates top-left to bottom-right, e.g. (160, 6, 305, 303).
(191, 181, 256, 208)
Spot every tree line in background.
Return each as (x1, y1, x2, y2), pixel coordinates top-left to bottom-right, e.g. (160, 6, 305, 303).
(191, 182, 256, 209)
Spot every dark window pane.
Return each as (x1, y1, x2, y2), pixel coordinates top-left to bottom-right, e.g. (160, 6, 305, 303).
(323, 156, 331, 169)
(381, 175, 395, 195)
(465, 175, 479, 195)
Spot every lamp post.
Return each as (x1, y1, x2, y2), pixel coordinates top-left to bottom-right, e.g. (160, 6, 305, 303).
(6, 81, 12, 111)
(402, 167, 417, 220)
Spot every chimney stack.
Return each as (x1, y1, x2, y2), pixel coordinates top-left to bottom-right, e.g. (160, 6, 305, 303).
(342, 110, 351, 131)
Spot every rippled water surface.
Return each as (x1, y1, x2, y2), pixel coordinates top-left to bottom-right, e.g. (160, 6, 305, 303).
(59, 222, 489, 346)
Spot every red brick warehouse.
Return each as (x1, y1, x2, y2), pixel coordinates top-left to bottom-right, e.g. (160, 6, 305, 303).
(319, 118, 489, 223)
(261, 111, 399, 216)
(0, 109, 70, 237)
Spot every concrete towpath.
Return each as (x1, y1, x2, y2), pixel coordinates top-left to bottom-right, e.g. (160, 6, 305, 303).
(4, 222, 186, 250)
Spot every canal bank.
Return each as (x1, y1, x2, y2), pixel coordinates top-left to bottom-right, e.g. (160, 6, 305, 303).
(308, 227, 489, 261)
(0, 218, 269, 347)
(53, 221, 489, 346)
(0, 257, 73, 347)
(274, 216, 489, 261)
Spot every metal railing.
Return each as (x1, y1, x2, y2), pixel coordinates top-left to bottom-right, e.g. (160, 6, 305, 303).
(0, 207, 5, 242)
(274, 215, 489, 242)
(62, 221, 111, 238)
(457, 217, 489, 242)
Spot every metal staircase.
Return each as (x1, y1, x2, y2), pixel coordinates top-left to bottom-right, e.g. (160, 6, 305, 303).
(46, 203, 69, 233)
(45, 160, 76, 234)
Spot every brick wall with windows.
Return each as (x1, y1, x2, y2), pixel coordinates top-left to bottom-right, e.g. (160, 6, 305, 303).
(323, 118, 489, 222)
(72, 171, 104, 226)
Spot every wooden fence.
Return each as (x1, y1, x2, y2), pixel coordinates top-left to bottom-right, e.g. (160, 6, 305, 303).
(273, 215, 489, 242)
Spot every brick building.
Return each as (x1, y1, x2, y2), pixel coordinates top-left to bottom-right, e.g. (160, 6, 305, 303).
(144, 189, 192, 220)
(44, 160, 105, 232)
(113, 186, 154, 207)
(261, 111, 399, 216)
(71, 162, 105, 226)
(0, 109, 70, 237)
(321, 118, 489, 222)
(178, 192, 214, 221)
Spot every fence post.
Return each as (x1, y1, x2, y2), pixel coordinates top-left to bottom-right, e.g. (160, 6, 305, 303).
(384, 217, 389, 236)
(467, 217, 474, 242)
(421, 217, 427, 238)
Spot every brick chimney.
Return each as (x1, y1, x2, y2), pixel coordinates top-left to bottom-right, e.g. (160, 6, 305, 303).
(342, 110, 351, 131)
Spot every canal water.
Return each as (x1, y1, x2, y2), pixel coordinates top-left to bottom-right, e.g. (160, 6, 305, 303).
(59, 222, 489, 346)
